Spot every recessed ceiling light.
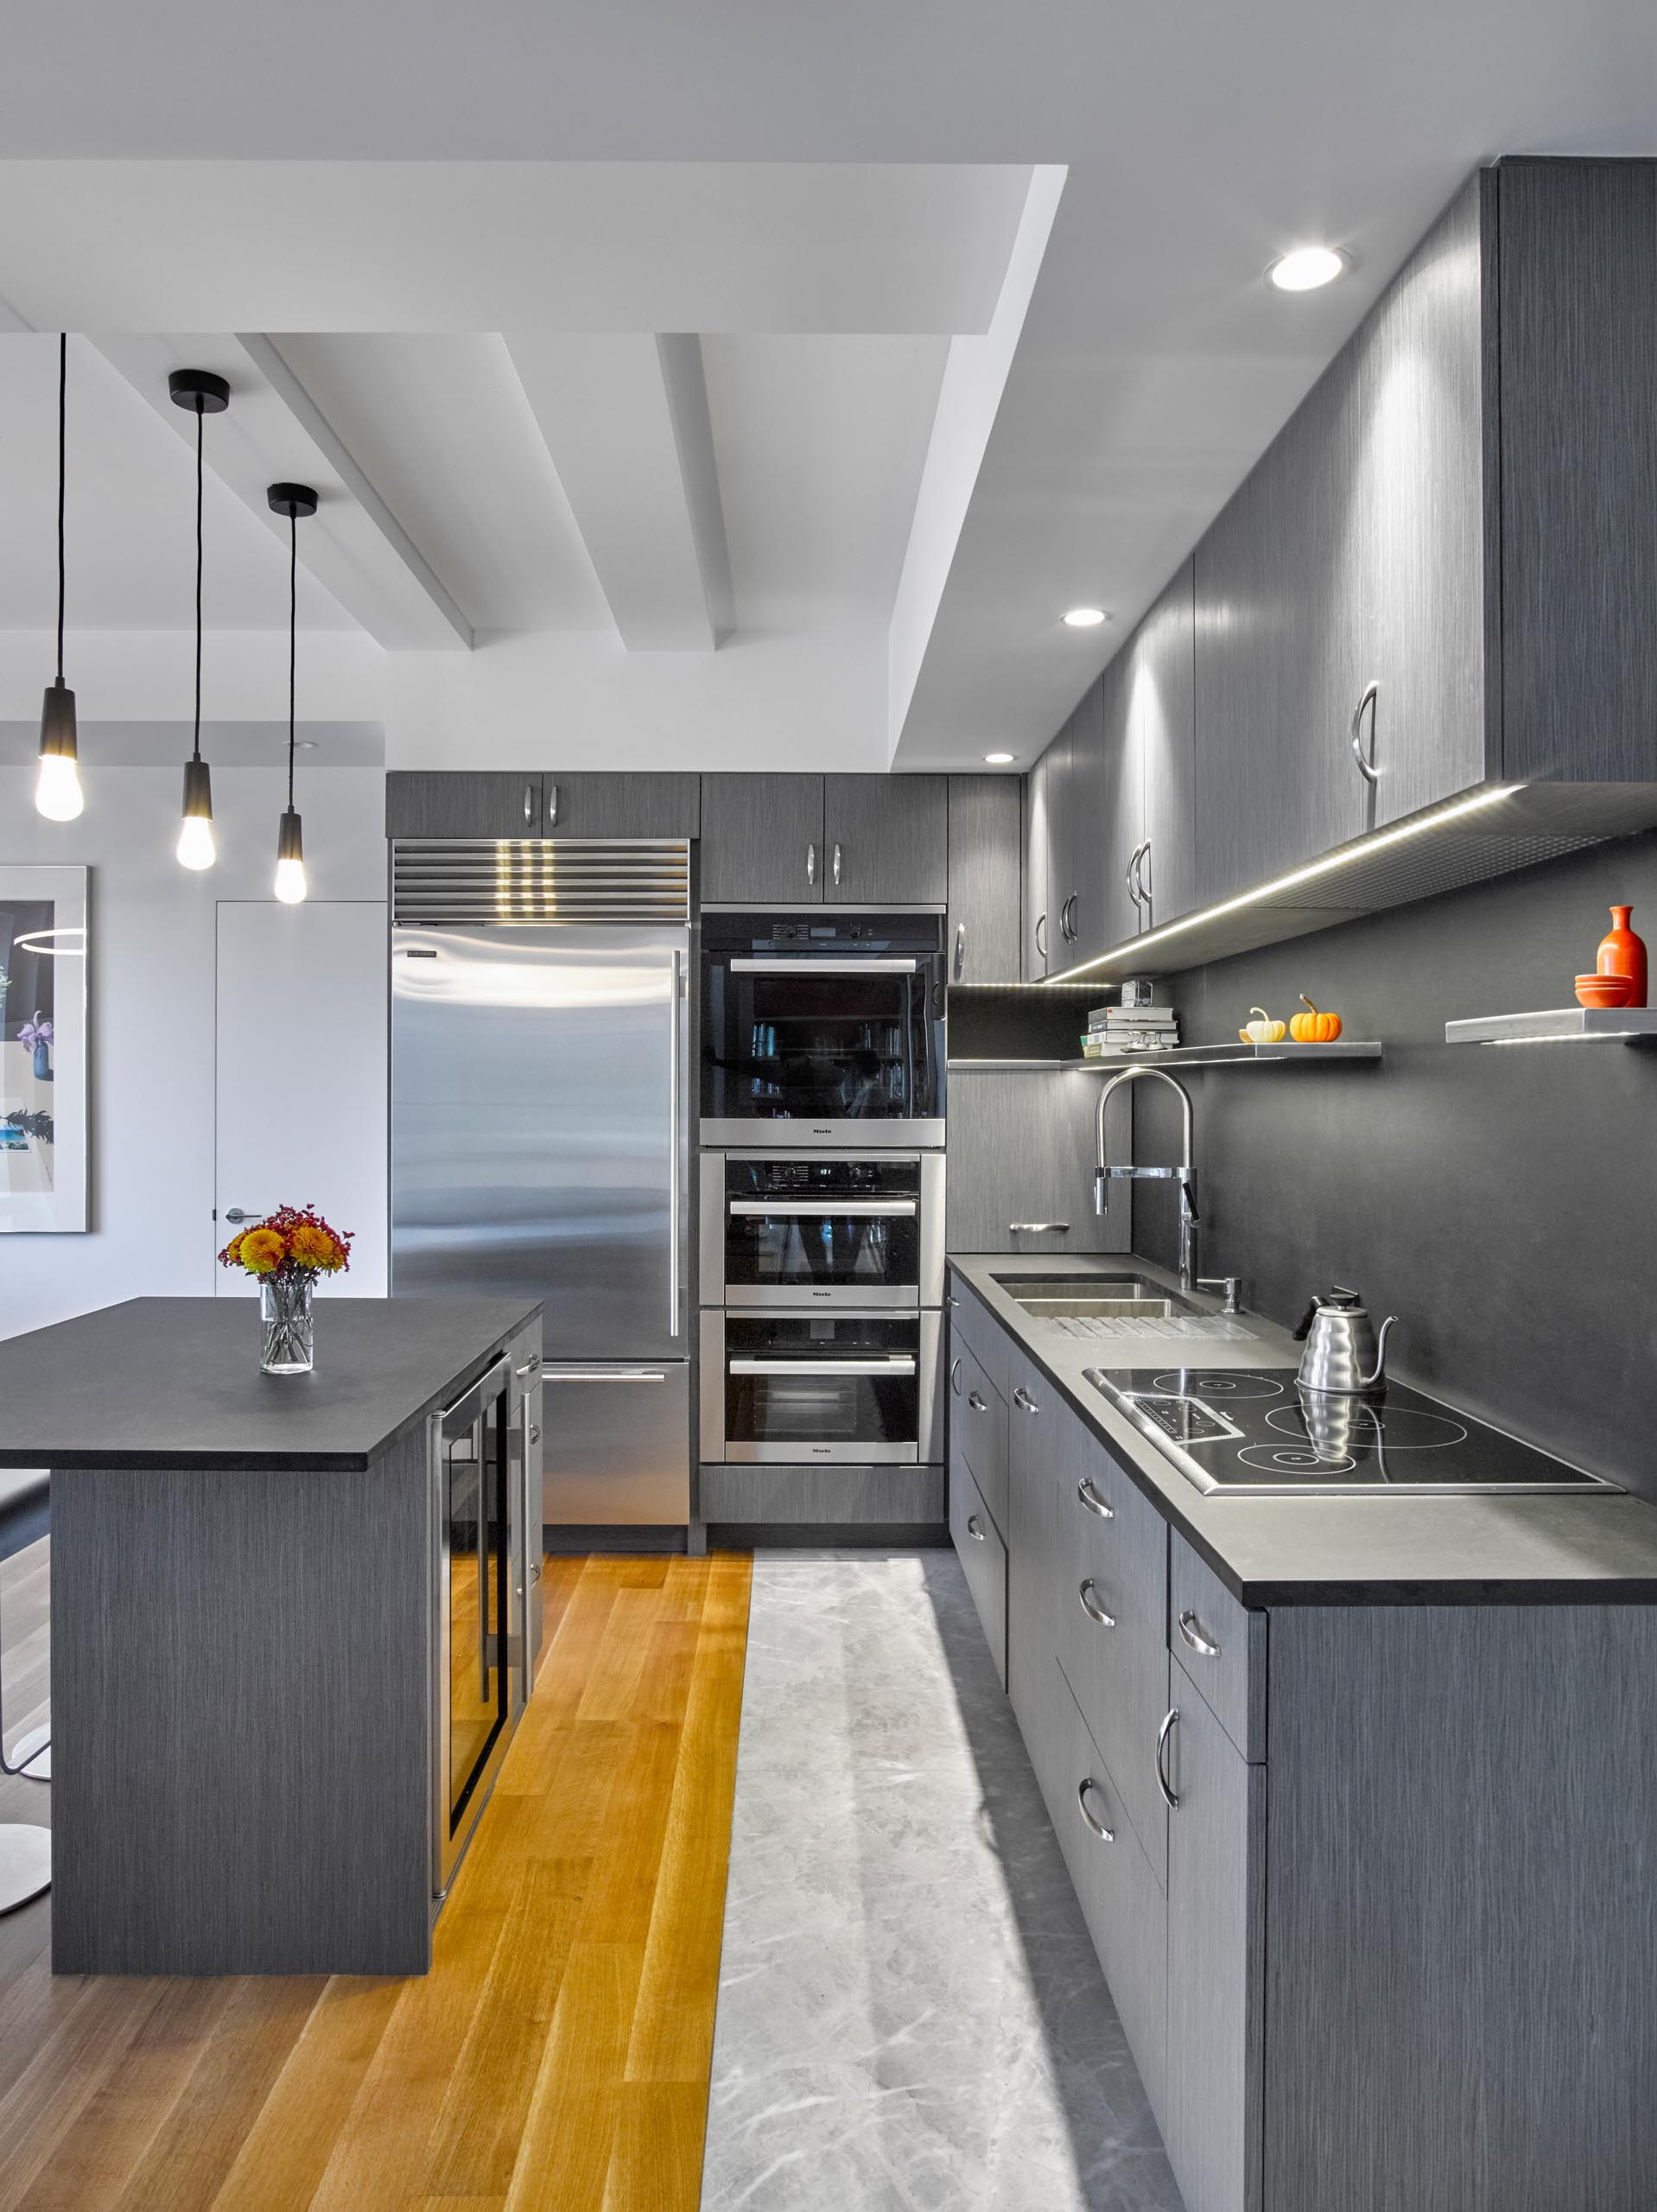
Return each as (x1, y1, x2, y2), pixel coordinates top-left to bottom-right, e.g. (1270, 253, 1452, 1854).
(984, 752, 1015, 765)
(1267, 245, 1348, 293)
(1062, 607, 1107, 628)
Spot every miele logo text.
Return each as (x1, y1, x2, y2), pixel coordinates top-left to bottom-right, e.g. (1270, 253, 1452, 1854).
(811, 1446, 830, 1455)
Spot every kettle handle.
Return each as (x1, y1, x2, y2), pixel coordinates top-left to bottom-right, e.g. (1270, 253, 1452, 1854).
(1364, 1315, 1399, 1388)
(1292, 1300, 1320, 1342)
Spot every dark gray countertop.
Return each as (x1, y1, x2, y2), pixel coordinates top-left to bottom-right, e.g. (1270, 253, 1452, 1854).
(0, 1296, 542, 1472)
(948, 1253, 1657, 1606)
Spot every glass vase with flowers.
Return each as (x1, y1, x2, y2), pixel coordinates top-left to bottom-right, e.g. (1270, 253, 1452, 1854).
(218, 1205, 352, 1374)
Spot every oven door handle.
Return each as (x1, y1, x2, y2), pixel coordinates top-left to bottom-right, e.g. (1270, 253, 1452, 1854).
(727, 1198, 917, 1217)
(727, 957, 921, 974)
(727, 1357, 918, 1376)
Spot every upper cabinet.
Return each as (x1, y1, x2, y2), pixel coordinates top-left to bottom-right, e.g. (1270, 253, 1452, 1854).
(386, 772, 543, 839)
(946, 776, 1022, 985)
(699, 775, 826, 903)
(1021, 738, 1058, 979)
(1025, 158, 1657, 976)
(822, 774, 949, 905)
(542, 772, 701, 841)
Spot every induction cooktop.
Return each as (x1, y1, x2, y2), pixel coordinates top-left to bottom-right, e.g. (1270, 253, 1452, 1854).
(1082, 1368, 1621, 1497)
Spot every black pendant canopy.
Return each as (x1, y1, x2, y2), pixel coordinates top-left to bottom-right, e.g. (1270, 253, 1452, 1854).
(169, 368, 230, 868)
(269, 482, 318, 903)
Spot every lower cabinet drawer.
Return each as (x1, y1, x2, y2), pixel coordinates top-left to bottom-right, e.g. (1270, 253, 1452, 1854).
(1171, 1532, 1267, 1761)
(1057, 1666, 1167, 2118)
(949, 1454, 1007, 1688)
(949, 1338, 1008, 1533)
(699, 1463, 945, 1526)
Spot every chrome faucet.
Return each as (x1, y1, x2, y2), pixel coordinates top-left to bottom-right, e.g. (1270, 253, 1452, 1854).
(1094, 1065, 1200, 1293)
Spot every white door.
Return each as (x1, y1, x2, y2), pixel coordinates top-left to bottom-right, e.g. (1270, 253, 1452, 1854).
(214, 900, 388, 1296)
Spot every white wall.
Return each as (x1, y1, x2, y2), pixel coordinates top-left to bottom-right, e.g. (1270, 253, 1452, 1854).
(0, 761, 387, 1342)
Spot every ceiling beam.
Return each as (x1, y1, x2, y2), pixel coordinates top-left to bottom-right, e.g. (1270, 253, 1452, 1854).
(92, 334, 473, 651)
(507, 333, 728, 652)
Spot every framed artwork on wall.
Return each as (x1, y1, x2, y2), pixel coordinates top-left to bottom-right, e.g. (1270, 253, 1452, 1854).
(0, 864, 88, 1233)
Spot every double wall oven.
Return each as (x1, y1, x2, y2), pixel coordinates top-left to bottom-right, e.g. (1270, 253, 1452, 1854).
(700, 912, 946, 1482)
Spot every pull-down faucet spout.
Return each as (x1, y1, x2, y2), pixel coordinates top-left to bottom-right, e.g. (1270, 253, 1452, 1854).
(1094, 1064, 1200, 1293)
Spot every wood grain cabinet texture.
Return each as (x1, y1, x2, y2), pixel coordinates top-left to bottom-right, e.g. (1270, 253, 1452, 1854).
(698, 773, 827, 903)
(386, 770, 542, 838)
(943, 1069, 1133, 1257)
(541, 771, 701, 839)
(823, 773, 949, 904)
(946, 774, 1023, 984)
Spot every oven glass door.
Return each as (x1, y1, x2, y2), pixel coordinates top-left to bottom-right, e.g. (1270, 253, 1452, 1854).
(702, 936, 943, 1128)
(723, 1314, 919, 1461)
(724, 1157, 921, 1306)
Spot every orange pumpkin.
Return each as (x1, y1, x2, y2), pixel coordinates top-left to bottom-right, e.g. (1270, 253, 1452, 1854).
(1289, 994, 1343, 1043)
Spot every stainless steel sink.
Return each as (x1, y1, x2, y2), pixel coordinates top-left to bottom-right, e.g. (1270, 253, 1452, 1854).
(990, 1274, 1199, 1320)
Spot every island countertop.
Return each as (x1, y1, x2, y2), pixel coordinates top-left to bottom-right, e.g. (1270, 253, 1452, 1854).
(0, 1295, 542, 1472)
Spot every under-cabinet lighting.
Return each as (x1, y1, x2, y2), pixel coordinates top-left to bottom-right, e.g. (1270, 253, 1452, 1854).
(1267, 245, 1348, 292)
(1062, 607, 1107, 628)
(1042, 785, 1524, 985)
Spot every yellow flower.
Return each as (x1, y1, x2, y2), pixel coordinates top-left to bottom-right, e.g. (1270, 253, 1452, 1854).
(238, 1226, 287, 1275)
(289, 1223, 343, 1272)
(219, 1231, 244, 1267)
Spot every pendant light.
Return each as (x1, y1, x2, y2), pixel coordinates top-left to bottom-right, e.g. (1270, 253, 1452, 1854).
(35, 335, 83, 821)
(268, 482, 317, 904)
(168, 368, 229, 869)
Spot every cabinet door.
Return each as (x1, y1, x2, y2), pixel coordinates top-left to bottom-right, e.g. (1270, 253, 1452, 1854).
(1193, 358, 1369, 906)
(1164, 1662, 1266, 2212)
(385, 772, 542, 839)
(943, 1069, 1133, 1257)
(1063, 676, 1134, 967)
(1042, 709, 1080, 963)
(1021, 747, 1055, 979)
(542, 772, 701, 840)
(823, 776, 948, 905)
(1359, 175, 1488, 823)
(946, 775, 1022, 985)
(699, 775, 825, 904)
(1006, 1348, 1063, 1769)
(1131, 561, 1199, 931)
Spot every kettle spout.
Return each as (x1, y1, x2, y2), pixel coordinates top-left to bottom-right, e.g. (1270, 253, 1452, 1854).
(1363, 1315, 1398, 1389)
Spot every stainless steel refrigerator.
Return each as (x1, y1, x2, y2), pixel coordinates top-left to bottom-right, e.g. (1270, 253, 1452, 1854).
(391, 909, 691, 1531)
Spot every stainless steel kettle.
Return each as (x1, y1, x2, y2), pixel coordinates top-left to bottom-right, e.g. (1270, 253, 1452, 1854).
(1293, 1286, 1397, 1397)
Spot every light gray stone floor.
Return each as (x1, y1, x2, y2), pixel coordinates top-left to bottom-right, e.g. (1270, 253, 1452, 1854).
(701, 1549, 1184, 2211)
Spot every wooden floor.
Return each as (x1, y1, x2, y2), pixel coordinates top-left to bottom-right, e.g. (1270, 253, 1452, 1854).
(0, 1547, 752, 2212)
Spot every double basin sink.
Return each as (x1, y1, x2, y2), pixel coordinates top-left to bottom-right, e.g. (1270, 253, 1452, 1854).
(991, 1272, 1199, 1321)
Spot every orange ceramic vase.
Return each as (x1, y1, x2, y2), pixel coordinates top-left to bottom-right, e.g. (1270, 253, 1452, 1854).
(1597, 905, 1647, 1007)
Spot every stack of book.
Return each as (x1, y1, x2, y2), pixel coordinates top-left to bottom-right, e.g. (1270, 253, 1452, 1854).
(1081, 1003, 1179, 1057)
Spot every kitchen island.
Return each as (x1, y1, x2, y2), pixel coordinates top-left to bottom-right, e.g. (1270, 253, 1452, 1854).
(0, 1294, 541, 1976)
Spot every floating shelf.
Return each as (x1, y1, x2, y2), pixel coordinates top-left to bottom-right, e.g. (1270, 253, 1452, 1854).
(1445, 1008, 1657, 1047)
(949, 1041, 1384, 1072)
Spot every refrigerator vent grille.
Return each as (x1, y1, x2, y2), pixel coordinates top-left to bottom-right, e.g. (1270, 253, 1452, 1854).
(393, 839, 690, 925)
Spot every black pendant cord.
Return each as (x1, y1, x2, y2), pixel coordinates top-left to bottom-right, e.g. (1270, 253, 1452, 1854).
(287, 508, 297, 810)
(192, 402, 204, 766)
(55, 334, 67, 684)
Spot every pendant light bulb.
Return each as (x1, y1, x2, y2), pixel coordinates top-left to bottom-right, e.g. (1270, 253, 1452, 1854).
(168, 368, 229, 872)
(274, 806, 307, 904)
(37, 340, 83, 821)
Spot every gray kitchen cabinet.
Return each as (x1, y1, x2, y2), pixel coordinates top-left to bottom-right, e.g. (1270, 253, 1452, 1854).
(1005, 1347, 1065, 1787)
(943, 1068, 1133, 1257)
(1129, 561, 1199, 931)
(1021, 745, 1055, 979)
(1163, 1660, 1266, 2212)
(1065, 671, 1138, 967)
(823, 774, 948, 905)
(386, 770, 543, 839)
(540, 772, 701, 840)
(946, 775, 1023, 985)
(699, 774, 826, 903)
(949, 1446, 1007, 1689)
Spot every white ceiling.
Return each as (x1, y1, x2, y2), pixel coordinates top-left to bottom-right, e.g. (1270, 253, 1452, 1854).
(0, 1, 1652, 769)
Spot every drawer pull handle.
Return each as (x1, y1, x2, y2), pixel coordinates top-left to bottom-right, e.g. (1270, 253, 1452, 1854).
(966, 1514, 987, 1543)
(1013, 1388, 1040, 1415)
(1178, 1608, 1221, 1658)
(1076, 1477, 1114, 1520)
(528, 1423, 541, 1444)
(1156, 1707, 1180, 1810)
(1009, 1222, 1069, 1234)
(1078, 1579, 1116, 1630)
(950, 1357, 963, 1397)
(968, 1389, 987, 1413)
(1076, 1779, 1114, 1845)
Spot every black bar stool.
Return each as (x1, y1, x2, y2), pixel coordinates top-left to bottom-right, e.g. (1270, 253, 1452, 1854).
(0, 1472, 50, 1913)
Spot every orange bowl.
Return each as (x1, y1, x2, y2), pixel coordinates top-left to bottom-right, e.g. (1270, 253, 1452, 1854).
(1575, 973, 1635, 1008)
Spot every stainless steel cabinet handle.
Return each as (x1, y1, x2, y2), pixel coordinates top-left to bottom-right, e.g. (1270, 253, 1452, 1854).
(530, 781, 543, 825)
(945, 1294, 961, 1309)
(516, 1354, 542, 1376)
(832, 842, 843, 887)
(1126, 853, 1140, 913)
(949, 1357, 964, 1397)
(1178, 1609, 1221, 1658)
(1156, 1707, 1180, 1809)
(953, 921, 967, 982)
(806, 840, 817, 886)
(1076, 1476, 1114, 1520)
(1009, 1222, 1069, 1234)
(1034, 912, 1047, 962)
(1351, 680, 1381, 785)
(966, 1514, 987, 1543)
(1138, 838, 1153, 925)
(1077, 1779, 1115, 1844)
(968, 1389, 987, 1413)
(1013, 1387, 1039, 1415)
(1079, 1578, 1117, 1629)
(528, 1422, 541, 1444)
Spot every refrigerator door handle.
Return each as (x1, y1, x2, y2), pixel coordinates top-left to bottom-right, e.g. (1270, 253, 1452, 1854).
(669, 949, 682, 1340)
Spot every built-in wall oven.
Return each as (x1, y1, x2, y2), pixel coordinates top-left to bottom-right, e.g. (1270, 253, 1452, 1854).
(700, 1309, 943, 1465)
(701, 1153, 945, 1311)
(701, 911, 946, 1150)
